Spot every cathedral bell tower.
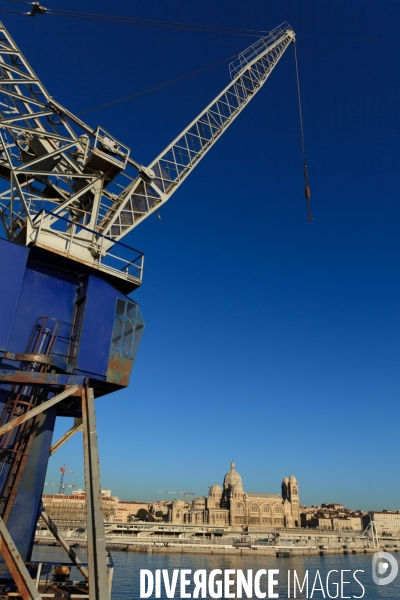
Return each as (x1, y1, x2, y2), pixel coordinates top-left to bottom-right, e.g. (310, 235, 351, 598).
(282, 475, 300, 528)
(289, 475, 300, 527)
(281, 477, 290, 501)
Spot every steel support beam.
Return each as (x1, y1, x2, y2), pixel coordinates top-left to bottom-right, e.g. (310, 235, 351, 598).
(0, 370, 86, 386)
(50, 418, 83, 456)
(40, 510, 88, 580)
(0, 385, 79, 437)
(0, 517, 41, 600)
(82, 387, 109, 600)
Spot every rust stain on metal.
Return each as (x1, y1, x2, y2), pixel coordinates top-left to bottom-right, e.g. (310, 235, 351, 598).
(0, 371, 82, 387)
(3, 351, 55, 366)
(64, 385, 83, 397)
(0, 523, 41, 600)
(106, 356, 133, 387)
(0, 371, 61, 384)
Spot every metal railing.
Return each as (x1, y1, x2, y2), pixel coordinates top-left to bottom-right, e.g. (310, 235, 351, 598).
(27, 317, 81, 366)
(229, 22, 293, 79)
(33, 210, 144, 286)
(105, 535, 236, 547)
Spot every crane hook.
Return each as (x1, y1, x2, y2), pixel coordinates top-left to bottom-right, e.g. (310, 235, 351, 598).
(294, 42, 313, 222)
(304, 163, 313, 221)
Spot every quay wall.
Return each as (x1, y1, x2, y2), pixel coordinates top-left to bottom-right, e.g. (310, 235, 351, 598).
(35, 538, 392, 558)
(103, 545, 383, 557)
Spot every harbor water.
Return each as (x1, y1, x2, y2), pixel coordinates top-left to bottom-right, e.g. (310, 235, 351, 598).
(32, 545, 400, 599)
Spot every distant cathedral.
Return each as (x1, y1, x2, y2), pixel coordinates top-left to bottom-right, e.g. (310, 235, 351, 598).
(168, 461, 300, 528)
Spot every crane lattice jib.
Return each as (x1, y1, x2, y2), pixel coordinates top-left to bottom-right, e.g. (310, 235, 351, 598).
(0, 22, 294, 279)
(96, 23, 295, 243)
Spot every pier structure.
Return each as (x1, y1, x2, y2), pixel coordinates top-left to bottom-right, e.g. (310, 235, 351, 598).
(35, 519, 399, 558)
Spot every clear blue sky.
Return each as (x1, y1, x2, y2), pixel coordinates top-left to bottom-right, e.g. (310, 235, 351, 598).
(5, 0, 399, 510)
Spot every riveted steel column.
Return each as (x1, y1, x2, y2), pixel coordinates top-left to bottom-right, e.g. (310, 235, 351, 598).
(82, 387, 109, 600)
(0, 517, 41, 600)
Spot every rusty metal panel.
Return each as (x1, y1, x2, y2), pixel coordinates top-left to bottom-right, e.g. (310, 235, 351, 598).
(0, 370, 85, 387)
(106, 355, 133, 387)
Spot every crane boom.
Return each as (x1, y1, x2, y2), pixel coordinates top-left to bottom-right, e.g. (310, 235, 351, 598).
(0, 21, 294, 288)
(96, 23, 295, 243)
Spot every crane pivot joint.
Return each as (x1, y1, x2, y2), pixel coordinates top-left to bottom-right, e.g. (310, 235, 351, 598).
(139, 166, 155, 183)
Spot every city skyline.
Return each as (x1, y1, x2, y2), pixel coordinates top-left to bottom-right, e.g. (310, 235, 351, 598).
(43, 458, 398, 514)
(42, 485, 400, 518)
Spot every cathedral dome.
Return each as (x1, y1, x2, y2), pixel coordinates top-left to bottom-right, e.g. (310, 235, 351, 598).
(283, 477, 289, 484)
(289, 475, 297, 482)
(209, 483, 222, 494)
(231, 483, 243, 493)
(223, 461, 243, 490)
(192, 497, 205, 508)
(173, 499, 184, 507)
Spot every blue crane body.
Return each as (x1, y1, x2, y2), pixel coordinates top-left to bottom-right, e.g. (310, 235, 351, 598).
(0, 237, 144, 563)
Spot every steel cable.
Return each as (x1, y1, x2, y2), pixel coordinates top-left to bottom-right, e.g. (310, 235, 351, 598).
(77, 53, 238, 116)
(2, 2, 270, 37)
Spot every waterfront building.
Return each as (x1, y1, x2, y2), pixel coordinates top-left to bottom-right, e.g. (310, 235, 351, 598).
(303, 515, 362, 530)
(300, 504, 363, 531)
(42, 490, 118, 523)
(42, 490, 170, 524)
(332, 517, 362, 531)
(308, 517, 332, 529)
(115, 501, 150, 521)
(168, 461, 300, 528)
(363, 511, 400, 534)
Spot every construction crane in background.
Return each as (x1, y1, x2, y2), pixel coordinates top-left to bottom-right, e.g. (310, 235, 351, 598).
(58, 464, 73, 494)
(158, 491, 195, 503)
(44, 482, 76, 494)
(0, 20, 302, 599)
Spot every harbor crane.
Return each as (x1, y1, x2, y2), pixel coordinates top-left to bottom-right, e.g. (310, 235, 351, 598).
(0, 20, 300, 599)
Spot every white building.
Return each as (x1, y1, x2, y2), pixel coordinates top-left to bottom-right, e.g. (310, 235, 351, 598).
(365, 511, 400, 533)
